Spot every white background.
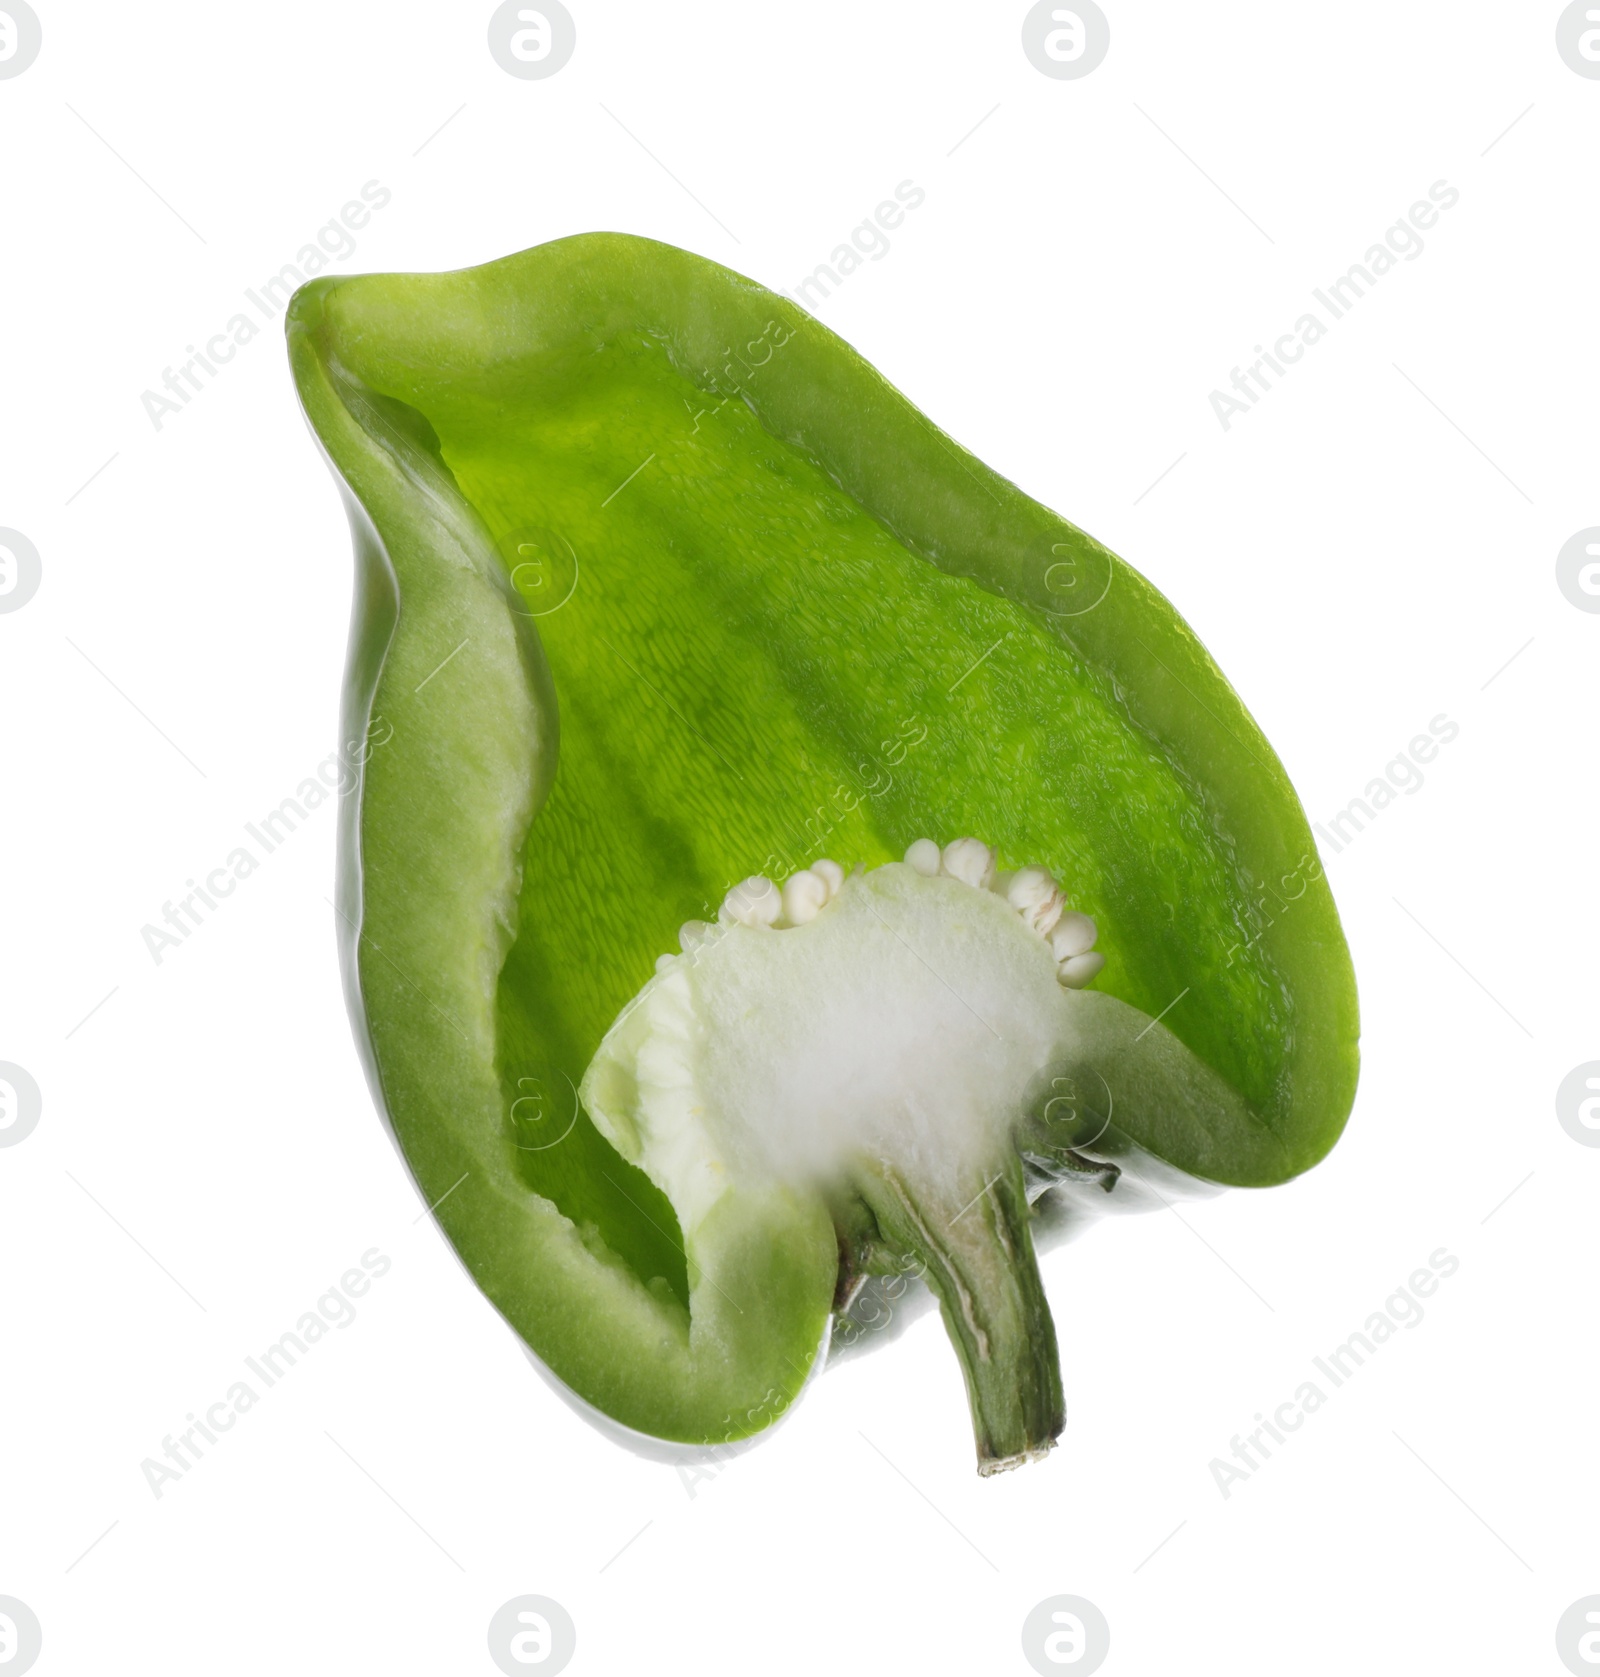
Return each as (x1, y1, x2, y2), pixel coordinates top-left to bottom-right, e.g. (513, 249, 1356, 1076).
(1, 3, 1595, 1673)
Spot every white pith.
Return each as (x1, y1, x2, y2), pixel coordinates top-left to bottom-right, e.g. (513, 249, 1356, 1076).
(701, 839, 1101, 988)
(580, 842, 1105, 1237)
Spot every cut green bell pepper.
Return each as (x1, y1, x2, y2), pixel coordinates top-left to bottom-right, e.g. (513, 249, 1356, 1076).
(286, 233, 1358, 1473)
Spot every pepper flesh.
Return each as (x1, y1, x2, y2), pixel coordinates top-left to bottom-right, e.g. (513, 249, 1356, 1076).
(286, 233, 1359, 1465)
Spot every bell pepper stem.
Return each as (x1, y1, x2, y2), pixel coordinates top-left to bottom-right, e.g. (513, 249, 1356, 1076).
(855, 1154, 1064, 1474)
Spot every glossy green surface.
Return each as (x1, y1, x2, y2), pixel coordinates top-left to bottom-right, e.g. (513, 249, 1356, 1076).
(287, 233, 1358, 1453)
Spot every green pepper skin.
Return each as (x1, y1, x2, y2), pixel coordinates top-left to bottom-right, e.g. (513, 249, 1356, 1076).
(286, 234, 1358, 1454)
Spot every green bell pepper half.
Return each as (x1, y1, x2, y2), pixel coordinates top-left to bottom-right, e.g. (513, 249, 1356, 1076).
(285, 232, 1358, 1469)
